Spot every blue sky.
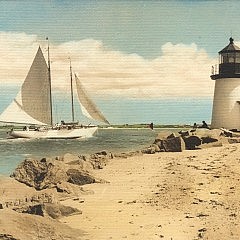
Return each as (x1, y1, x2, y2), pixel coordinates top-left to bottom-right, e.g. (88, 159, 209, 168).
(0, 1, 239, 125)
(1, 0, 239, 58)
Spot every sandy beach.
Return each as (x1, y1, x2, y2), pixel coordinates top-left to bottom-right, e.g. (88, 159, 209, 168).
(1, 140, 240, 239)
(60, 144, 240, 240)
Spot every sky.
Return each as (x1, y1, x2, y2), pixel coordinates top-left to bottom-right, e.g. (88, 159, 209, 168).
(0, 0, 240, 125)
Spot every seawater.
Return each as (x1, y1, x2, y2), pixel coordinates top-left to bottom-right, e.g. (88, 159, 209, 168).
(0, 128, 166, 176)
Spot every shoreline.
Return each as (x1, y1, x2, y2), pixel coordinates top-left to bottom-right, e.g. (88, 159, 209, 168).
(1, 129, 240, 239)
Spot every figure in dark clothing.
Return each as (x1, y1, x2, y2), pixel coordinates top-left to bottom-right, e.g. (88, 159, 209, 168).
(149, 122, 154, 130)
(200, 121, 210, 129)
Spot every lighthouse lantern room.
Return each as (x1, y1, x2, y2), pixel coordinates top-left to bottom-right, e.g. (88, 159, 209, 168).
(211, 38, 240, 130)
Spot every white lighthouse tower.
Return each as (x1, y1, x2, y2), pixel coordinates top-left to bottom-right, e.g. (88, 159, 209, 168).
(211, 37, 240, 130)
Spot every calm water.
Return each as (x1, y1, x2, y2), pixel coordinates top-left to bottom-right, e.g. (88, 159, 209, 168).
(0, 128, 163, 176)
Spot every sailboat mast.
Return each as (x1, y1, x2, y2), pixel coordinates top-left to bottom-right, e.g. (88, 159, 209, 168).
(47, 37, 53, 126)
(69, 57, 75, 122)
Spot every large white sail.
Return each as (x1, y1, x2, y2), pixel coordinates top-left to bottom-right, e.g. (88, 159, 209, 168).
(75, 74, 109, 125)
(0, 47, 51, 125)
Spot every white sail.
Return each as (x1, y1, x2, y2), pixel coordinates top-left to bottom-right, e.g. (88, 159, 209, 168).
(75, 74, 109, 124)
(0, 47, 51, 125)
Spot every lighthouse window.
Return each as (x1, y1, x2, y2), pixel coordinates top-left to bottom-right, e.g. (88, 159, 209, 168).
(221, 53, 236, 63)
(236, 53, 240, 63)
(228, 53, 235, 63)
(221, 53, 228, 63)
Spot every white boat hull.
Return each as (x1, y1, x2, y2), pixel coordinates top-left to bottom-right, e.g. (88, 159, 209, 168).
(8, 127, 98, 139)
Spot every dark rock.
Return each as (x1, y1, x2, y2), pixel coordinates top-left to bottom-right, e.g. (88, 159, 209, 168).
(201, 136, 218, 144)
(66, 169, 96, 185)
(160, 136, 185, 152)
(183, 136, 202, 150)
(22, 204, 44, 216)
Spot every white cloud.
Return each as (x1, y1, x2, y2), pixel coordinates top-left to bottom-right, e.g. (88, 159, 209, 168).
(0, 31, 216, 98)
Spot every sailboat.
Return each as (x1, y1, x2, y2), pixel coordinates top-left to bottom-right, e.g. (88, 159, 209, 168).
(0, 43, 109, 139)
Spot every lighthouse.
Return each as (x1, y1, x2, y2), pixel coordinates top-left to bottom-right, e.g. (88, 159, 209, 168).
(211, 37, 240, 130)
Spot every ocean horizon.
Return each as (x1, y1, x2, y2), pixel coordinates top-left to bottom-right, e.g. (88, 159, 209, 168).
(0, 85, 213, 126)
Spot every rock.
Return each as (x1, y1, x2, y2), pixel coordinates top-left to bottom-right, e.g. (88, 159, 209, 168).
(41, 203, 81, 219)
(13, 202, 81, 219)
(201, 136, 219, 144)
(183, 136, 202, 150)
(11, 158, 96, 190)
(89, 151, 113, 169)
(11, 158, 68, 190)
(161, 136, 185, 152)
(66, 169, 96, 185)
(154, 132, 186, 152)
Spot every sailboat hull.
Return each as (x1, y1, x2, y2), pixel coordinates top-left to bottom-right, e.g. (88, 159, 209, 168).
(8, 127, 98, 139)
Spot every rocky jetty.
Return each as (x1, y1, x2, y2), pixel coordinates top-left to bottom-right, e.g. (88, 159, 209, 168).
(11, 150, 113, 191)
(142, 128, 229, 153)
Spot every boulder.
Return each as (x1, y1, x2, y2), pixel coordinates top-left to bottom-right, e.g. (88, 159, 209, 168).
(11, 158, 68, 190)
(183, 135, 202, 150)
(66, 169, 96, 185)
(11, 158, 97, 190)
(160, 136, 185, 152)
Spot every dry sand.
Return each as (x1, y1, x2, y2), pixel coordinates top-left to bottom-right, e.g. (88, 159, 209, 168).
(60, 144, 240, 240)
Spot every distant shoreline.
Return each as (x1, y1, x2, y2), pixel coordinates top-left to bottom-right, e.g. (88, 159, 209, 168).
(0, 124, 192, 130)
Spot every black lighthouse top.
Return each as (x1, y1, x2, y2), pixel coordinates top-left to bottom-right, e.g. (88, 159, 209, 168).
(211, 37, 240, 80)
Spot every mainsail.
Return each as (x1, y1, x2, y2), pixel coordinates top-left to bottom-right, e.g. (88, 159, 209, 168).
(75, 74, 109, 125)
(0, 47, 51, 125)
